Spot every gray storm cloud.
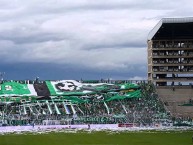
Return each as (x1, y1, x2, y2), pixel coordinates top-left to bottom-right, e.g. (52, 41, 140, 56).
(0, 0, 193, 79)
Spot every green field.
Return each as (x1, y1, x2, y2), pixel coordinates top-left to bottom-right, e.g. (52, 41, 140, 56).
(0, 130, 193, 145)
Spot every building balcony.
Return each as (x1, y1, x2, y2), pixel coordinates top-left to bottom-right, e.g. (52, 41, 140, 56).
(152, 47, 193, 51)
(152, 71, 193, 74)
(152, 55, 193, 58)
(153, 77, 193, 82)
(152, 63, 193, 66)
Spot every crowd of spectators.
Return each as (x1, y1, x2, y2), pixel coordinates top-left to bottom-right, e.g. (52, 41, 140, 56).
(0, 81, 171, 126)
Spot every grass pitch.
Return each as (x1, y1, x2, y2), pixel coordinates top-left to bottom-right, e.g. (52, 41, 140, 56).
(0, 130, 193, 145)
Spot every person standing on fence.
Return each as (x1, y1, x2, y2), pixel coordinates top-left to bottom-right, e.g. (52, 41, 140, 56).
(32, 122, 35, 128)
(88, 124, 90, 130)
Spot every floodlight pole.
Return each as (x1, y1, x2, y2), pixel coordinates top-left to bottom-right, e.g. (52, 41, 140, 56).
(0, 72, 5, 81)
(133, 111, 136, 127)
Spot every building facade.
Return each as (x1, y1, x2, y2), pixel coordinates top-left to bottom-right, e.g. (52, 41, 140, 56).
(148, 17, 193, 117)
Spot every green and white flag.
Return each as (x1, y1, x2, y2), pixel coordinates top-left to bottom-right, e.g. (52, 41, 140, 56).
(46, 80, 115, 96)
(0, 82, 37, 96)
(45, 80, 140, 96)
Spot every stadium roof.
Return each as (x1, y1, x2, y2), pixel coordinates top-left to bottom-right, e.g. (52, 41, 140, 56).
(148, 17, 193, 40)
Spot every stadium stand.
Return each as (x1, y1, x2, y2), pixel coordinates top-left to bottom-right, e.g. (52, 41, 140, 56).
(0, 80, 171, 126)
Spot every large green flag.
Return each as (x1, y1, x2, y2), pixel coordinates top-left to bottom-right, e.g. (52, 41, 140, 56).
(46, 80, 112, 96)
(0, 82, 37, 96)
(45, 80, 140, 96)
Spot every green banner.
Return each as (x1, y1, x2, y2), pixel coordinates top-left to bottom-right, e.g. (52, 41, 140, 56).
(0, 82, 37, 96)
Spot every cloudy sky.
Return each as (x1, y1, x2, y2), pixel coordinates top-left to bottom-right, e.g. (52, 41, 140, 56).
(0, 0, 193, 80)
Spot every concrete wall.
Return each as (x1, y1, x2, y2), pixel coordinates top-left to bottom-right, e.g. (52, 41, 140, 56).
(157, 86, 193, 117)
